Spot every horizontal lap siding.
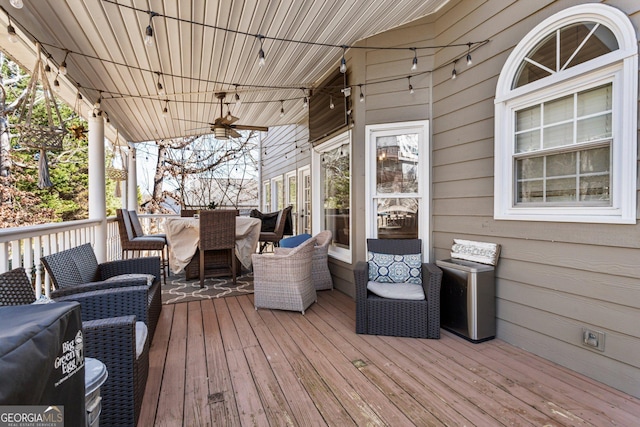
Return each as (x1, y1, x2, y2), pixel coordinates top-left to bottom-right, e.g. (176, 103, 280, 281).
(431, 0, 640, 397)
(261, 123, 310, 183)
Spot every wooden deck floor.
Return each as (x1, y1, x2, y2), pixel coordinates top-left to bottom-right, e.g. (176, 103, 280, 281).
(139, 290, 640, 426)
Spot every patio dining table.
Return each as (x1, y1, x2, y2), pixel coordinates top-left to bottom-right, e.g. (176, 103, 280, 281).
(164, 216, 261, 274)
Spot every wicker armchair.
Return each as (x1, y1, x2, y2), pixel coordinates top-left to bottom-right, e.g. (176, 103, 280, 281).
(180, 209, 198, 217)
(198, 209, 237, 288)
(0, 267, 150, 427)
(252, 237, 316, 314)
(276, 230, 333, 290)
(257, 205, 293, 253)
(116, 209, 167, 284)
(40, 242, 162, 339)
(354, 239, 443, 339)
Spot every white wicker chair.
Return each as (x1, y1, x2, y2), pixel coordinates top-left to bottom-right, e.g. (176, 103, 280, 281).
(276, 230, 333, 290)
(252, 237, 317, 314)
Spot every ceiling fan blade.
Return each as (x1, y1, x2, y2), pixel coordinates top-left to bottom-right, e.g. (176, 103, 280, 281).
(232, 124, 269, 132)
(229, 128, 242, 139)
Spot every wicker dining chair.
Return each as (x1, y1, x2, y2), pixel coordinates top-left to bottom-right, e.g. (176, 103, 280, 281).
(198, 209, 238, 288)
(0, 267, 150, 427)
(354, 238, 443, 339)
(252, 237, 317, 314)
(116, 209, 167, 284)
(258, 205, 293, 253)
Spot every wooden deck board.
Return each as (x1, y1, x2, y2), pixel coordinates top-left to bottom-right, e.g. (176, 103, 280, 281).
(139, 290, 640, 426)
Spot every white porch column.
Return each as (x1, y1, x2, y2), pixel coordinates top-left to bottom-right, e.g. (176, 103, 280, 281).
(88, 113, 107, 262)
(127, 145, 138, 211)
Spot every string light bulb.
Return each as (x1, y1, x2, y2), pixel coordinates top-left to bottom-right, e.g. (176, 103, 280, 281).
(280, 100, 285, 118)
(155, 72, 165, 95)
(53, 75, 60, 92)
(408, 76, 414, 94)
(339, 45, 347, 73)
(411, 48, 418, 71)
(225, 103, 233, 121)
(144, 12, 158, 47)
(162, 99, 169, 117)
(59, 50, 69, 76)
(10, 0, 23, 9)
(234, 85, 241, 106)
(451, 61, 457, 80)
(466, 42, 473, 66)
(257, 35, 266, 67)
(94, 91, 102, 109)
(329, 95, 335, 110)
(359, 84, 364, 103)
(7, 19, 18, 43)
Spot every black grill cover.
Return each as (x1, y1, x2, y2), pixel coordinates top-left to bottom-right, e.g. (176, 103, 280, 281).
(0, 302, 86, 427)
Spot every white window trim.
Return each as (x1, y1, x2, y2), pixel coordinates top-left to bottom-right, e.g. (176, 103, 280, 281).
(494, 4, 637, 224)
(262, 180, 271, 211)
(365, 120, 430, 256)
(312, 131, 352, 263)
(271, 175, 284, 211)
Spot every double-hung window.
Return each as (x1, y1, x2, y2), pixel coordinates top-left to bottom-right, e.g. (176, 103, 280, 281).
(494, 4, 637, 223)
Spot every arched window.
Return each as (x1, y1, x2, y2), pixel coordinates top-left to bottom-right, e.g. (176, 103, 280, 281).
(494, 4, 637, 223)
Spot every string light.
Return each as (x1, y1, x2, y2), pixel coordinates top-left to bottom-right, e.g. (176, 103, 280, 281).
(302, 88, 308, 108)
(45, 63, 51, 73)
(411, 47, 418, 71)
(408, 76, 414, 94)
(359, 84, 364, 102)
(155, 72, 165, 95)
(225, 103, 233, 120)
(144, 12, 159, 47)
(53, 73, 60, 92)
(59, 50, 69, 75)
(7, 18, 18, 43)
(162, 99, 169, 117)
(466, 42, 473, 66)
(279, 100, 284, 117)
(451, 61, 457, 80)
(10, 0, 23, 9)
(329, 95, 334, 110)
(257, 35, 266, 67)
(234, 84, 241, 106)
(339, 45, 347, 73)
(94, 91, 102, 109)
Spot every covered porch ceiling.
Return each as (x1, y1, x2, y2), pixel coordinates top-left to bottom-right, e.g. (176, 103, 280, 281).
(0, 0, 449, 144)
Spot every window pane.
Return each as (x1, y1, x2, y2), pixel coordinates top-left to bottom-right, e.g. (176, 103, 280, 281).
(546, 152, 576, 177)
(376, 198, 418, 239)
(376, 133, 419, 194)
(577, 84, 612, 116)
(580, 146, 609, 173)
(321, 145, 350, 250)
(544, 94, 574, 124)
(580, 175, 610, 201)
(517, 157, 543, 179)
(517, 179, 543, 202)
(547, 177, 577, 202)
(562, 23, 618, 69)
(516, 130, 540, 153)
(577, 114, 611, 142)
(543, 122, 573, 149)
(516, 106, 540, 131)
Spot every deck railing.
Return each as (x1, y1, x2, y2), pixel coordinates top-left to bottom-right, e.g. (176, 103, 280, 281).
(0, 214, 172, 297)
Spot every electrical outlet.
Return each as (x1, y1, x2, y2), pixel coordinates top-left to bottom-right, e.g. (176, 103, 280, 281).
(582, 328, 605, 352)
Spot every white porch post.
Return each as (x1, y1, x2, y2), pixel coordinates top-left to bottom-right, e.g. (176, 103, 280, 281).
(88, 113, 107, 262)
(127, 145, 138, 211)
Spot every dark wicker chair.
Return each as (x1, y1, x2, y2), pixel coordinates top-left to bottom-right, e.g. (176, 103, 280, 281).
(180, 209, 198, 217)
(354, 239, 443, 339)
(116, 209, 167, 284)
(257, 205, 293, 253)
(0, 267, 150, 427)
(40, 242, 162, 339)
(198, 209, 237, 288)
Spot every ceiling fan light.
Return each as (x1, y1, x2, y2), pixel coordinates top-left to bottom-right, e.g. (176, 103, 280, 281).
(214, 126, 228, 139)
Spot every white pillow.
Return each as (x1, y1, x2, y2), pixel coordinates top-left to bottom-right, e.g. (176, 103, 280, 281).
(367, 281, 425, 300)
(105, 273, 155, 287)
(135, 322, 148, 359)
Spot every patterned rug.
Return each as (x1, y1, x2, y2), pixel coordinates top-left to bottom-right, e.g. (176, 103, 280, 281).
(161, 271, 254, 304)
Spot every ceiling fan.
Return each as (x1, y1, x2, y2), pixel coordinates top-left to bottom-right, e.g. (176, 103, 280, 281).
(206, 92, 269, 139)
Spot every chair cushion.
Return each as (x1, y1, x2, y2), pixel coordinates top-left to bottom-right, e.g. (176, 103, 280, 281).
(31, 295, 56, 304)
(367, 281, 425, 300)
(135, 322, 148, 359)
(368, 252, 422, 285)
(279, 233, 312, 248)
(105, 274, 155, 287)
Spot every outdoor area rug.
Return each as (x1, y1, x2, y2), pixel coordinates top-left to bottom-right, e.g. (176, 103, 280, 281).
(161, 272, 254, 304)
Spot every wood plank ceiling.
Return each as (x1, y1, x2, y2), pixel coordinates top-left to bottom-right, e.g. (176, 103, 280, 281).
(1, 0, 449, 143)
